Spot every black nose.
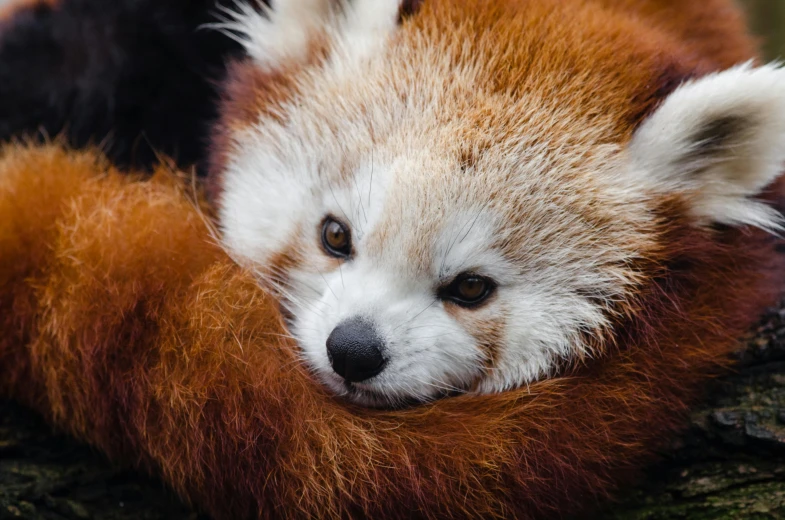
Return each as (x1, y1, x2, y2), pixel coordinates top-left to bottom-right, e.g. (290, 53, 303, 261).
(326, 317, 386, 383)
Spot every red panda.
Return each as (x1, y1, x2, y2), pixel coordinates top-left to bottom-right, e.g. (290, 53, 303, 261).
(208, 0, 785, 407)
(0, 0, 784, 518)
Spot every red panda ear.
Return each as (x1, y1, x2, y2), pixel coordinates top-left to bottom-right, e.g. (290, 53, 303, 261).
(627, 62, 785, 231)
(204, 0, 331, 70)
(205, 0, 405, 71)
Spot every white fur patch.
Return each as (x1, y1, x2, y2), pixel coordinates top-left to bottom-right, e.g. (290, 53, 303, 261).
(206, 0, 404, 70)
(219, 125, 319, 266)
(629, 62, 785, 231)
(433, 211, 613, 393)
(338, 0, 402, 61)
(203, 0, 328, 69)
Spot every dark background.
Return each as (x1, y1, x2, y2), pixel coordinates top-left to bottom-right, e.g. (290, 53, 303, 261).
(742, 0, 785, 59)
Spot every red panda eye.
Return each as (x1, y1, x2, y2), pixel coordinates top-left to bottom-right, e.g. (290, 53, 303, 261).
(321, 217, 352, 258)
(440, 274, 496, 308)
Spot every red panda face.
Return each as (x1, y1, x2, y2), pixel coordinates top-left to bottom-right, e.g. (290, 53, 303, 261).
(213, 0, 785, 406)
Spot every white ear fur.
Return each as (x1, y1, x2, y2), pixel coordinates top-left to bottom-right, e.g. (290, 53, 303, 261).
(339, 0, 402, 60)
(628, 62, 785, 231)
(204, 0, 331, 69)
(206, 0, 403, 70)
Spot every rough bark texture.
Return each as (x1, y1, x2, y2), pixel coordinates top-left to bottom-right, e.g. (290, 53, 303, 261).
(1, 299, 784, 519)
(0, 404, 203, 520)
(605, 300, 785, 519)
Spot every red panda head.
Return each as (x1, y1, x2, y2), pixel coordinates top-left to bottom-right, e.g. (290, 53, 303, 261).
(208, 0, 785, 407)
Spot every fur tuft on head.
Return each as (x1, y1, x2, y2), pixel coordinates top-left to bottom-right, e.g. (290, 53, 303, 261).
(206, 0, 406, 70)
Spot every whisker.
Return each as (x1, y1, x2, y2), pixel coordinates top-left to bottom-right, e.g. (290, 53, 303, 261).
(392, 298, 438, 332)
(326, 177, 356, 231)
(458, 208, 484, 244)
(368, 146, 374, 209)
(407, 332, 462, 341)
(316, 269, 339, 301)
(338, 263, 345, 290)
(410, 376, 466, 395)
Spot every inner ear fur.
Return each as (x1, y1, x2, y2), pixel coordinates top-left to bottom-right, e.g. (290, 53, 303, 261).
(628, 62, 785, 231)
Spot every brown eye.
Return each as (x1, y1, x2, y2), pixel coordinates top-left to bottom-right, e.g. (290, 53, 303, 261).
(439, 273, 496, 308)
(321, 217, 352, 258)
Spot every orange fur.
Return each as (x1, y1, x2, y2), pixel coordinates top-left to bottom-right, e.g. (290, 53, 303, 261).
(1, 141, 783, 518)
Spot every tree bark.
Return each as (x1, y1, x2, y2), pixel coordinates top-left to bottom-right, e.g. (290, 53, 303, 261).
(0, 401, 203, 520)
(606, 300, 785, 519)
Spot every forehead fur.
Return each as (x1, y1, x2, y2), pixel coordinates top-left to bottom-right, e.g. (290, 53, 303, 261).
(220, 0, 714, 277)
(216, 0, 765, 335)
(211, 0, 753, 197)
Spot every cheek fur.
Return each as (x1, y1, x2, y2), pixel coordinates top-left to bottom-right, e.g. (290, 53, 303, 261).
(287, 276, 336, 377)
(286, 267, 342, 347)
(444, 302, 505, 369)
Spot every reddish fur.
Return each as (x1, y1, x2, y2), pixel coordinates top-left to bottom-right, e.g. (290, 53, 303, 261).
(3, 1, 785, 518)
(1, 139, 783, 519)
(445, 304, 505, 369)
(407, 0, 749, 137)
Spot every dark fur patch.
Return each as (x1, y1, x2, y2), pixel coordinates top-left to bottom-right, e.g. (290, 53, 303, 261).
(0, 0, 250, 172)
(690, 114, 749, 157)
(627, 62, 695, 132)
(397, 0, 424, 23)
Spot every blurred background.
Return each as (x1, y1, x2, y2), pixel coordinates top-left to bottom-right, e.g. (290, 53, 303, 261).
(0, 0, 780, 58)
(741, 0, 785, 59)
